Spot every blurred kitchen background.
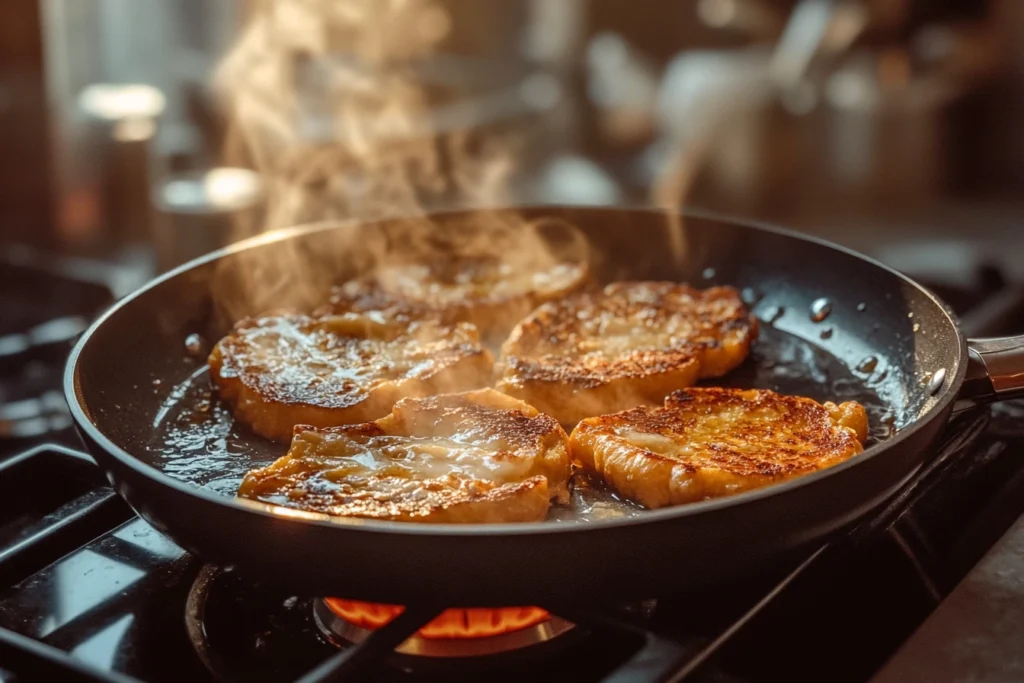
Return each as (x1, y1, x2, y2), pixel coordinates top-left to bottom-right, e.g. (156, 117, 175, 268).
(2, 0, 1024, 290)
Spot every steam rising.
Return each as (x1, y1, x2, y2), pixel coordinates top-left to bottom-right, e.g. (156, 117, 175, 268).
(209, 213, 591, 338)
(214, 0, 514, 230)
(209, 0, 565, 327)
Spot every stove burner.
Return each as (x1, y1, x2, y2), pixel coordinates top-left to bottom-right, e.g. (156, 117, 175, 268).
(313, 598, 576, 658)
(184, 563, 581, 681)
(185, 564, 340, 681)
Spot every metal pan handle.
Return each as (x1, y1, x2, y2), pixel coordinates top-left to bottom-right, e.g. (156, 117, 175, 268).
(955, 336, 1024, 412)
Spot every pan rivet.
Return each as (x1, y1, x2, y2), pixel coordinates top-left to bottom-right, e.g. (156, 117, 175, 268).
(741, 287, 763, 305)
(702, 267, 717, 280)
(857, 302, 867, 312)
(810, 298, 832, 323)
(927, 368, 947, 395)
(819, 327, 834, 340)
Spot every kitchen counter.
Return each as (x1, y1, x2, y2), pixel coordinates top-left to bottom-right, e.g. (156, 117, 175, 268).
(871, 510, 1024, 682)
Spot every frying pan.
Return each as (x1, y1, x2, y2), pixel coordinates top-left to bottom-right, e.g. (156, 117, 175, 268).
(64, 206, 1024, 606)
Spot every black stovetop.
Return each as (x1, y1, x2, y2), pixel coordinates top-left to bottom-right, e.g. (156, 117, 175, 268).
(2, 253, 1024, 682)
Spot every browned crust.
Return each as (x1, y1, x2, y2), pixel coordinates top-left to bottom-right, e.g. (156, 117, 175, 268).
(569, 387, 867, 508)
(237, 389, 571, 523)
(318, 216, 593, 342)
(378, 390, 568, 455)
(318, 280, 437, 324)
(242, 460, 551, 523)
(208, 313, 494, 442)
(497, 282, 758, 425)
(326, 260, 590, 343)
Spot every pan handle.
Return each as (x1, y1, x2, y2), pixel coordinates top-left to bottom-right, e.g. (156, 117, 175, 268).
(955, 336, 1024, 412)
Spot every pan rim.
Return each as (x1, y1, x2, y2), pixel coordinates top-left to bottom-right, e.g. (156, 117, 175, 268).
(64, 205, 969, 538)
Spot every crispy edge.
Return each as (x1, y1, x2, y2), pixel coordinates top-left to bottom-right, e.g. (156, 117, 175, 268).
(241, 447, 552, 524)
(497, 357, 701, 428)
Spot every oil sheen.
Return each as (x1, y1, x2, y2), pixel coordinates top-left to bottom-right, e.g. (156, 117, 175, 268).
(151, 325, 893, 522)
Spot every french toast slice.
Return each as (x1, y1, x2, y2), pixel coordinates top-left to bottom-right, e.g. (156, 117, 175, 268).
(569, 387, 868, 508)
(325, 219, 590, 342)
(208, 312, 493, 442)
(497, 281, 757, 425)
(238, 389, 571, 523)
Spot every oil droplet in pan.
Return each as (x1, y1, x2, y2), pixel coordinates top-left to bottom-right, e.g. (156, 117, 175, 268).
(185, 333, 206, 357)
(857, 302, 867, 312)
(741, 287, 762, 305)
(856, 356, 879, 374)
(809, 298, 832, 322)
(702, 267, 717, 280)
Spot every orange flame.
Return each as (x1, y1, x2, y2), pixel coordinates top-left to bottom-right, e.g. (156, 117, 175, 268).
(324, 598, 549, 639)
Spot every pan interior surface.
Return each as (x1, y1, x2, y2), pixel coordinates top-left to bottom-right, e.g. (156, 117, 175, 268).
(71, 207, 965, 529)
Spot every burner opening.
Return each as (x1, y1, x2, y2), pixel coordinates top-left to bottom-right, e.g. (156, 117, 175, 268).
(323, 598, 552, 639)
(314, 597, 576, 658)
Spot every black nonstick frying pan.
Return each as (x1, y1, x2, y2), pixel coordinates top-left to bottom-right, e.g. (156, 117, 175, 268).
(65, 206, 1024, 606)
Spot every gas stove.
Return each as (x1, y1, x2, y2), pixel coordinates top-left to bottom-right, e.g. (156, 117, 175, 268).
(1, 253, 1024, 682)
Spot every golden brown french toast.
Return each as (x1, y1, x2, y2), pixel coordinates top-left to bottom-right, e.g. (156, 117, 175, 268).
(208, 312, 493, 441)
(497, 281, 757, 425)
(238, 389, 571, 523)
(325, 219, 590, 342)
(569, 387, 868, 509)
